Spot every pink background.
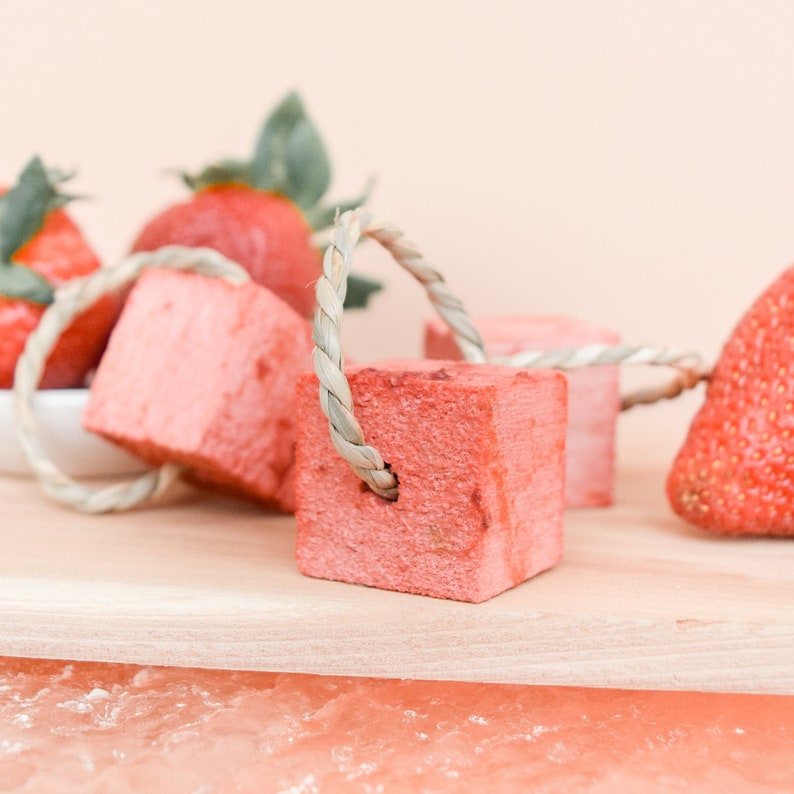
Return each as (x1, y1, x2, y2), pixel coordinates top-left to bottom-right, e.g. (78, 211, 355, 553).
(4, 0, 794, 449)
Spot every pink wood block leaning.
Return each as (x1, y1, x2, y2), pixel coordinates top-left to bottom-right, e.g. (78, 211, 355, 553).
(294, 359, 567, 603)
(83, 269, 313, 511)
(425, 315, 620, 507)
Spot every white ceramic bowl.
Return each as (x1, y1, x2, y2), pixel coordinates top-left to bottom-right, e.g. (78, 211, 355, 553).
(0, 388, 148, 477)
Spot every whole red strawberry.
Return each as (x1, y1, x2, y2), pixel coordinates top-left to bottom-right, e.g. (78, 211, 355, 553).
(666, 266, 794, 536)
(0, 157, 118, 389)
(131, 92, 380, 318)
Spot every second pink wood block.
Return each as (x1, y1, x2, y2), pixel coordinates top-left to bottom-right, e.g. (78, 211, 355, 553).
(83, 269, 314, 511)
(425, 315, 620, 507)
(294, 360, 567, 602)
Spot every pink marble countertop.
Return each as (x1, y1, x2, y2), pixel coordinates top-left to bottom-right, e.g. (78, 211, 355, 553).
(2, 656, 793, 792)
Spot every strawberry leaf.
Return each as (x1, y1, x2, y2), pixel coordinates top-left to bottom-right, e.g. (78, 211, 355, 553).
(0, 156, 61, 262)
(249, 92, 331, 208)
(344, 273, 382, 309)
(249, 92, 304, 193)
(284, 118, 331, 210)
(0, 260, 54, 304)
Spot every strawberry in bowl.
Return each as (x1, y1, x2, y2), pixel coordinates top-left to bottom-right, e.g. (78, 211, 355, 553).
(0, 156, 118, 390)
(0, 156, 140, 477)
(130, 91, 380, 316)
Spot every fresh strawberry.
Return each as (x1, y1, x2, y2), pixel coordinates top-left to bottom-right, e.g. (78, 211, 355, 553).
(0, 157, 118, 390)
(666, 266, 794, 536)
(131, 92, 380, 318)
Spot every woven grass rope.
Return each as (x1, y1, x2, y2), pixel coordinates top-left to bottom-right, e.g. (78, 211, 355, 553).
(494, 346, 710, 410)
(313, 209, 486, 500)
(13, 246, 250, 514)
(314, 209, 710, 500)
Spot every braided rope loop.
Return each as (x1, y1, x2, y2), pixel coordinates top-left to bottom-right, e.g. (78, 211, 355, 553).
(363, 220, 486, 366)
(313, 209, 485, 500)
(13, 246, 250, 514)
(494, 344, 710, 410)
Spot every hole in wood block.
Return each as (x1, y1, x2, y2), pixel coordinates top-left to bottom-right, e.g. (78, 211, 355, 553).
(357, 463, 400, 502)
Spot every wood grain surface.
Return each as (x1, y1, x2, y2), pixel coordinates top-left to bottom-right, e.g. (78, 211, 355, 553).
(2, 440, 792, 694)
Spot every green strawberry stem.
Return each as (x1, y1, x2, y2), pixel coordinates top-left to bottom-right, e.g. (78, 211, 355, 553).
(181, 92, 382, 309)
(0, 156, 74, 305)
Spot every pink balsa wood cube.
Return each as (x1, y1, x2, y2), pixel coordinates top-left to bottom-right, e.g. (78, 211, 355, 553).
(294, 359, 567, 602)
(425, 316, 620, 507)
(83, 269, 313, 511)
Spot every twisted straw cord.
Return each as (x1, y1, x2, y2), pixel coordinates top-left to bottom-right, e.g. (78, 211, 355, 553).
(362, 220, 486, 365)
(313, 209, 485, 500)
(620, 362, 709, 410)
(493, 344, 710, 410)
(13, 245, 251, 514)
(313, 210, 710, 498)
(361, 221, 709, 409)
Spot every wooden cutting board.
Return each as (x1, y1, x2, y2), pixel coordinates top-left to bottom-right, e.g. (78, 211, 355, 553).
(2, 443, 792, 694)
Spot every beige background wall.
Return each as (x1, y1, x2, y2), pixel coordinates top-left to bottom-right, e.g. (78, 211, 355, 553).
(4, 0, 794, 456)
